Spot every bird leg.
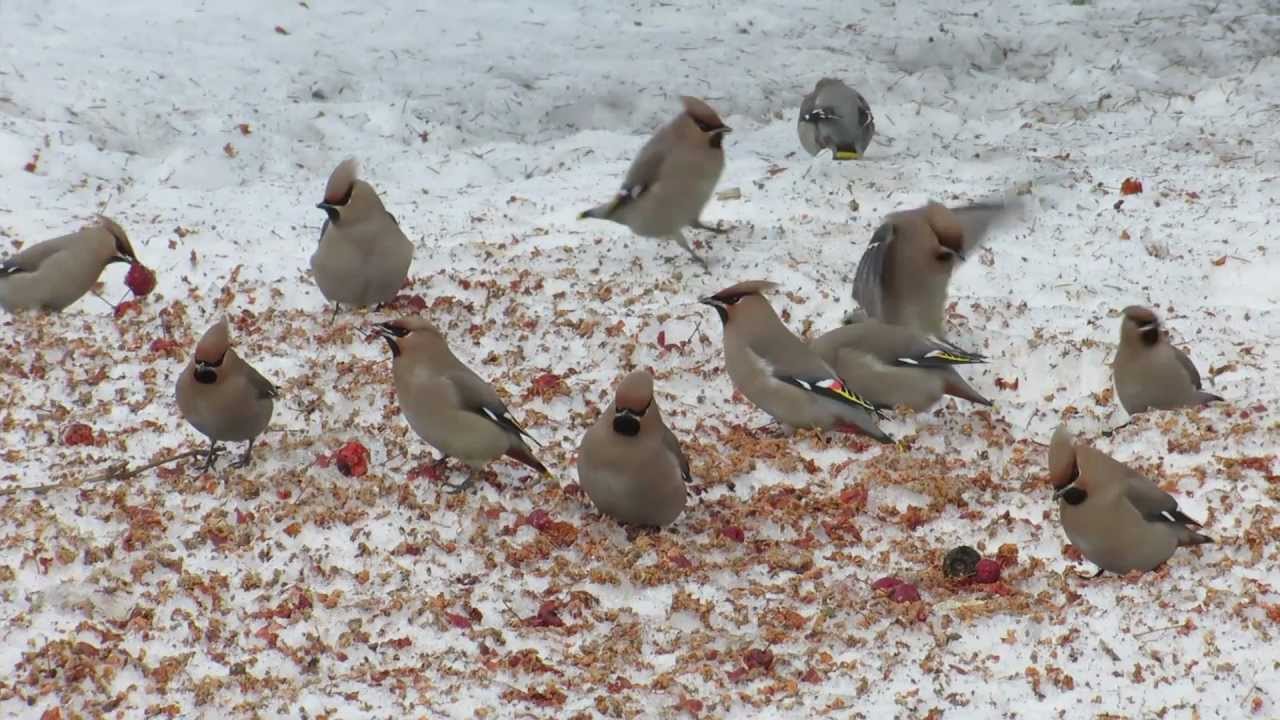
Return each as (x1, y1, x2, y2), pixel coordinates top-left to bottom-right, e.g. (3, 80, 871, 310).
(1101, 421, 1132, 438)
(329, 303, 341, 325)
(442, 473, 476, 494)
(231, 439, 255, 469)
(201, 441, 222, 472)
(693, 219, 730, 234)
(669, 231, 710, 272)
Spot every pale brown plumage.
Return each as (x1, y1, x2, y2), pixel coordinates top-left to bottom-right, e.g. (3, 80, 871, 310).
(1048, 425, 1211, 575)
(579, 96, 731, 270)
(851, 200, 1015, 336)
(176, 318, 278, 470)
(701, 280, 891, 442)
(810, 319, 990, 412)
(0, 217, 139, 313)
(1113, 306, 1222, 415)
(370, 317, 548, 491)
(312, 159, 414, 313)
(577, 370, 689, 527)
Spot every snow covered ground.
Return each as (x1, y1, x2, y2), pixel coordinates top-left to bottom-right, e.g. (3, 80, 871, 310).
(2, 0, 1279, 717)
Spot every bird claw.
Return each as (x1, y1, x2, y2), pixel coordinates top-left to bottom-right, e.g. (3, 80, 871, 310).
(200, 445, 221, 472)
(442, 477, 475, 494)
(693, 219, 729, 235)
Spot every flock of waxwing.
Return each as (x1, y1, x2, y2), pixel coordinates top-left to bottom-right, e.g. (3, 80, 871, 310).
(2, 78, 1226, 577)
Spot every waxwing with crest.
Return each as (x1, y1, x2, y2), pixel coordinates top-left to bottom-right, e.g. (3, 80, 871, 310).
(579, 96, 732, 271)
(312, 158, 414, 316)
(850, 199, 1017, 336)
(577, 370, 690, 527)
(700, 280, 891, 442)
(1, 216, 141, 313)
(176, 318, 278, 471)
(1113, 305, 1223, 415)
(370, 317, 548, 492)
(1047, 424, 1211, 576)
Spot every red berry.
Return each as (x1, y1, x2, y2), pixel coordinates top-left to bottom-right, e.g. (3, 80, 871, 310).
(125, 263, 156, 296)
(974, 558, 1002, 584)
(890, 583, 921, 603)
(333, 441, 370, 477)
(871, 575, 903, 591)
(62, 423, 94, 446)
(1120, 177, 1143, 195)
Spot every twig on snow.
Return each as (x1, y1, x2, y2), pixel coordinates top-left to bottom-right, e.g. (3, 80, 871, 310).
(0, 449, 203, 496)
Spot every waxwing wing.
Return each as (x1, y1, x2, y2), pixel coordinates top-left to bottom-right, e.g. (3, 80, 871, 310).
(370, 317, 548, 492)
(810, 319, 990, 412)
(577, 370, 689, 527)
(578, 96, 731, 270)
(1048, 425, 1211, 576)
(797, 78, 875, 159)
(851, 199, 1015, 336)
(1113, 305, 1223, 415)
(312, 158, 414, 316)
(176, 318, 278, 470)
(0, 216, 139, 313)
(700, 280, 891, 443)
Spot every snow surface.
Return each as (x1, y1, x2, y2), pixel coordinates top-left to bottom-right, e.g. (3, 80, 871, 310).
(2, 0, 1279, 717)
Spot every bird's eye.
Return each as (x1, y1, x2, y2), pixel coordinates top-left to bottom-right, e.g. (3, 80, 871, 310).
(723, 295, 743, 305)
(693, 119, 712, 132)
(935, 251, 954, 263)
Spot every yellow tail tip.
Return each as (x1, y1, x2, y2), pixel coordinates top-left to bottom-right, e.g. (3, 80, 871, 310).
(834, 150, 861, 160)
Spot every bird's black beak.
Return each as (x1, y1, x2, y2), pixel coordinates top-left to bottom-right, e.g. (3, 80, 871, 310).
(699, 297, 728, 324)
(714, 126, 732, 135)
(110, 252, 136, 265)
(1052, 486, 1067, 501)
(369, 322, 407, 357)
(317, 202, 340, 222)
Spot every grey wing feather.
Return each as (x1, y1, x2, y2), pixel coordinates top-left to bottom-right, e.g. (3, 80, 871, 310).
(1123, 471, 1198, 526)
(852, 222, 894, 320)
(951, 201, 1013, 254)
(246, 365, 279, 400)
(614, 126, 673, 205)
(2, 241, 63, 275)
(448, 370, 538, 443)
(1172, 346, 1203, 390)
(663, 425, 692, 484)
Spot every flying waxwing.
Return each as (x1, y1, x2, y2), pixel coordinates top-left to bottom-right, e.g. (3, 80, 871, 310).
(0, 217, 140, 313)
(370, 317, 549, 491)
(810, 319, 990, 412)
(1113, 306, 1223, 415)
(850, 199, 1015, 336)
(1048, 425, 1211, 576)
(700, 281, 892, 443)
(312, 159, 414, 316)
(578, 96, 731, 270)
(176, 318, 278, 470)
(797, 78, 875, 160)
(577, 370, 690, 527)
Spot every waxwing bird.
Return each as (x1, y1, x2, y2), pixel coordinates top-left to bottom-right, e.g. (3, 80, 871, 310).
(370, 317, 548, 491)
(797, 78, 875, 160)
(850, 199, 1015, 336)
(700, 280, 892, 442)
(578, 96, 731, 271)
(176, 318, 278, 470)
(1114, 306, 1223, 415)
(810, 319, 990, 412)
(1047, 425, 1211, 576)
(577, 370, 689, 527)
(312, 158, 414, 316)
(0, 216, 140, 313)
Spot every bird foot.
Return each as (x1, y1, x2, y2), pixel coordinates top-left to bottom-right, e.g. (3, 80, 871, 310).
(693, 219, 730, 235)
(200, 445, 222, 472)
(442, 476, 476, 494)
